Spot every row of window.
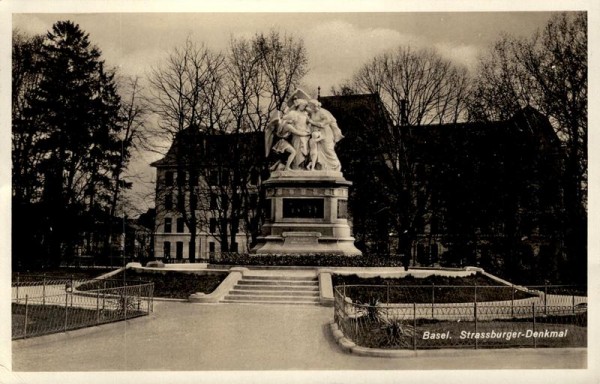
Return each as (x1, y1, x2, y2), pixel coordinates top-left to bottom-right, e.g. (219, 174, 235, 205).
(162, 217, 242, 234)
(163, 169, 260, 187)
(163, 192, 258, 211)
(163, 217, 185, 233)
(162, 240, 238, 258)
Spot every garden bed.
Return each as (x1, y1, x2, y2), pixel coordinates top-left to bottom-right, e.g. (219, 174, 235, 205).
(78, 270, 227, 299)
(340, 316, 587, 350)
(333, 273, 536, 303)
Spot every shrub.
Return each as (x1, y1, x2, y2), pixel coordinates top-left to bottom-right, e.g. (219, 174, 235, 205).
(378, 318, 415, 348)
(209, 252, 406, 267)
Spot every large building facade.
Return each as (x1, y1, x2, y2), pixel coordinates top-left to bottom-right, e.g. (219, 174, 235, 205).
(322, 94, 565, 280)
(151, 94, 566, 278)
(151, 128, 262, 261)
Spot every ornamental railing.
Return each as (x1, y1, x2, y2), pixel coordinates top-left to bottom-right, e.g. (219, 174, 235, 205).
(333, 284, 586, 350)
(12, 276, 154, 340)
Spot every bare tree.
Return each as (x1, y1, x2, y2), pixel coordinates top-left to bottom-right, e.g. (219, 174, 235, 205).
(225, 36, 266, 133)
(221, 31, 308, 251)
(340, 46, 471, 126)
(332, 46, 470, 260)
(148, 31, 308, 259)
(468, 12, 587, 283)
(252, 30, 308, 111)
(148, 38, 227, 261)
(102, 76, 150, 259)
(147, 38, 227, 140)
(224, 30, 308, 133)
(467, 36, 536, 122)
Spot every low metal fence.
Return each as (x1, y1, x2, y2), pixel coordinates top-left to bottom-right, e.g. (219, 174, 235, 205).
(12, 276, 154, 340)
(334, 284, 587, 350)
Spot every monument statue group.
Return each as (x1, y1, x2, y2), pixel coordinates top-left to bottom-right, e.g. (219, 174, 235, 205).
(251, 89, 362, 256)
(265, 89, 344, 172)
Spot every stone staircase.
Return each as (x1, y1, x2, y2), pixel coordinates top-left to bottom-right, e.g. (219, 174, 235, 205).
(221, 274, 320, 305)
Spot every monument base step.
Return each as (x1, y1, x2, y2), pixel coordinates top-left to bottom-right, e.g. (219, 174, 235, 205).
(220, 273, 320, 306)
(252, 231, 361, 256)
(220, 300, 320, 306)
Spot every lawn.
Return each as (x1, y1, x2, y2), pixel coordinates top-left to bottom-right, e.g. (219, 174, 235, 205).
(12, 302, 146, 339)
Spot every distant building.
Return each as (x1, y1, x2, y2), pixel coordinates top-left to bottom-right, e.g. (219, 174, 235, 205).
(151, 127, 262, 262)
(321, 94, 565, 271)
(150, 94, 565, 272)
(129, 208, 155, 261)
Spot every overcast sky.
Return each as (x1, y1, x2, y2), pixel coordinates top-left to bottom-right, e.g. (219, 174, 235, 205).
(14, 12, 556, 94)
(11, 11, 561, 214)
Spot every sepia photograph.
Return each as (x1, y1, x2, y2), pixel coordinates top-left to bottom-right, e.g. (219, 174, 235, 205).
(1, 1, 597, 383)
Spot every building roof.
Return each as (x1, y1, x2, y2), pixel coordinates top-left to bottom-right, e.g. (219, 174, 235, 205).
(150, 126, 262, 168)
(319, 93, 560, 159)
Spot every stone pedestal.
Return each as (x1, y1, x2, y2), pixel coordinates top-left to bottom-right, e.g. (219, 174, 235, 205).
(251, 170, 362, 256)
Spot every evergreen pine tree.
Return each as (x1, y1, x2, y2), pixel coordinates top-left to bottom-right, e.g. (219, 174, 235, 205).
(22, 20, 125, 266)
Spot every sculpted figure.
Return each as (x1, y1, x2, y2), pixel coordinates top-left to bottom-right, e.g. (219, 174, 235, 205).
(264, 89, 344, 172)
(281, 99, 311, 168)
(306, 99, 343, 171)
(306, 130, 322, 170)
(265, 99, 311, 170)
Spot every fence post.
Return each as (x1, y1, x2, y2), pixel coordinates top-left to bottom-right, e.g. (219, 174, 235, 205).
(544, 283, 548, 315)
(532, 303, 536, 348)
(385, 283, 389, 324)
(42, 275, 46, 306)
(413, 302, 417, 351)
(24, 295, 29, 339)
(474, 299, 478, 350)
(102, 280, 106, 310)
(354, 303, 358, 341)
(64, 292, 69, 332)
(138, 278, 142, 311)
(386, 282, 390, 305)
(431, 283, 435, 320)
(70, 276, 74, 308)
(511, 285, 515, 318)
(124, 288, 128, 319)
(16, 275, 20, 304)
(342, 285, 347, 321)
(150, 285, 154, 313)
(572, 293, 575, 314)
(148, 285, 153, 313)
(96, 290, 100, 324)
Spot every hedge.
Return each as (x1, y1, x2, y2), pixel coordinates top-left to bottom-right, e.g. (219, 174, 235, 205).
(207, 252, 409, 267)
